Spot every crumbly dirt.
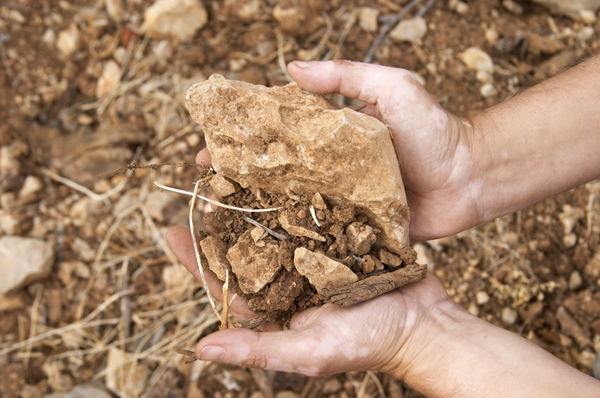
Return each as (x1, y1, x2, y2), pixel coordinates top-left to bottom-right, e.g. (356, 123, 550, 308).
(1, 0, 600, 397)
(202, 187, 423, 325)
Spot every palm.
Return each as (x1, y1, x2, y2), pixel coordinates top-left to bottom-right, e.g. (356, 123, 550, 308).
(166, 225, 451, 376)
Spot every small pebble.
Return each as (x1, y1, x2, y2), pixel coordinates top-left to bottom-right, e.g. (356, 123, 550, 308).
(476, 291, 490, 305)
(316, 210, 325, 220)
(455, 1, 469, 15)
(502, 307, 518, 325)
(297, 209, 307, 219)
(502, 0, 523, 15)
(480, 83, 497, 98)
(468, 302, 480, 316)
(569, 270, 582, 290)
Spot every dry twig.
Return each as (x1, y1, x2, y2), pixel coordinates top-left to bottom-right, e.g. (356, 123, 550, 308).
(242, 216, 289, 241)
(155, 182, 282, 213)
(363, 0, 436, 63)
(189, 180, 222, 322)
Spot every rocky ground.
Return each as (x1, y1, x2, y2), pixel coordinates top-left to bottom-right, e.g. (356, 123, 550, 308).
(1, 0, 599, 397)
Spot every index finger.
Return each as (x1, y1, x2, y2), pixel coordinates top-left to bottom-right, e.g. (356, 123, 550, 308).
(196, 147, 212, 168)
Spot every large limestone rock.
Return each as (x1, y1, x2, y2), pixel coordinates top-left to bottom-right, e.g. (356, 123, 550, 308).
(186, 75, 410, 253)
(0, 236, 54, 297)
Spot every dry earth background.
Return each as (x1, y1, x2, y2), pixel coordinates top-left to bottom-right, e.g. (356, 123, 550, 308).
(1, 0, 600, 397)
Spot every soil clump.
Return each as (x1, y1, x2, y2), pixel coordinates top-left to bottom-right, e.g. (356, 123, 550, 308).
(202, 185, 425, 325)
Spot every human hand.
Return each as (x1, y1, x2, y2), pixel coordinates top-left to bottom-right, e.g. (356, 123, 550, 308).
(166, 225, 458, 378)
(287, 60, 486, 242)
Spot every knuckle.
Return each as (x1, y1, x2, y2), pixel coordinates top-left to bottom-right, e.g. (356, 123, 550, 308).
(241, 351, 269, 370)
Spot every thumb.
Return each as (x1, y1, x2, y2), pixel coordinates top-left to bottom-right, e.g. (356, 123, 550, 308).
(195, 328, 326, 377)
(287, 60, 423, 105)
(194, 322, 368, 377)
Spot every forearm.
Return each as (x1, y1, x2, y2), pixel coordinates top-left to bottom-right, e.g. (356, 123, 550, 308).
(469, 54, 600, 223)
(398, 304, 600, 397)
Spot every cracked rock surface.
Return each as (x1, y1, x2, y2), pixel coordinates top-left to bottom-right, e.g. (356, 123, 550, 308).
(186, 75, 410, 253)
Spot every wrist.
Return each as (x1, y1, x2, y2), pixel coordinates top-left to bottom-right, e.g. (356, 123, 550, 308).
(381, 295, 470, 382)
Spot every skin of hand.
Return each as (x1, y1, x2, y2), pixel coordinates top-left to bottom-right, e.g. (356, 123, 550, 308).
(166, 58, 600, 396)
(288, 60, 485, 242)
(166, 224, 458, 378)
(167, 227, 600, 397)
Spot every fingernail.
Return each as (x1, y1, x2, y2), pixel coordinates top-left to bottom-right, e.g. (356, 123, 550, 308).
(199, 345, 225, 362)
(293, 61, 311, 68)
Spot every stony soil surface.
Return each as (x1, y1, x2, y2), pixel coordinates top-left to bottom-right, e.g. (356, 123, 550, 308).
(1, 0, 600, 397)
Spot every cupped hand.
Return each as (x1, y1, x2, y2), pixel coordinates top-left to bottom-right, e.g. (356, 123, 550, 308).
(288, 60, 486, 241)
(166, 225, 459, 378)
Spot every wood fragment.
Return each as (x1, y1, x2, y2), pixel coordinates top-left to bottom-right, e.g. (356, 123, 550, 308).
(175, 348, 198, 363)
(320, 262, 428, 306)
(232, 314, 270, 329)
(242, 216, 289, 241)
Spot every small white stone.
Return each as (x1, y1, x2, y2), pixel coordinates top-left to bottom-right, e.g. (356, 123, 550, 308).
(71, 237, 95, 261)
(502, 0, 523, 15)
(390, 17, 428, 43)
(96, 60, 122, 98)
(43, 29, 57, 45)
(563, 233, 577, 248)
(476, 70, 493, 84)
(569, 270, 582, 290)
(485, 28, 499, 44)
(358, 7, 379, 33)
(185, 133, 200, 147)
(56, 26, 81, 57)
(9, 10, 26, 23)
(559, 204, 585, 235)
(413, 243, 434, 272)
(468, 302, 480, 316)
(501, 307, 518, 325)
(113, 47, 128, 65)
(480, 83, 497, 98)
(455, 1, 469, 15)
(19, 175, 43, 199)
(141, 0, 208, 42)
(0, 236, 54, 296)
(459, 47, 494, 74)
(476, 291, 490, 305)
(580, 10, 596, 24)
(105, 0, 125, 22)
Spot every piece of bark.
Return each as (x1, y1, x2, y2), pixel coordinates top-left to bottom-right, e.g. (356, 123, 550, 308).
(232, 313, 270, 329)
(320, 262, 428, 306)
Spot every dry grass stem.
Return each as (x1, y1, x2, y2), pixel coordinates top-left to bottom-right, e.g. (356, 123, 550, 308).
(276, 29, 294, 83)
(155, 181, 282, 212)
(324, 9, 357, 61)
(309, 205, 320, 227)
(221, 270, 230, 330)
(367, 371, 386, 398)
(363, 0, 426, 63)
(303, 12, 333, 62)
(242, 216, 289, 241)
(189, 180, 222, 322)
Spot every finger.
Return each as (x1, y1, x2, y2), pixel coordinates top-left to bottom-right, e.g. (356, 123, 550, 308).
(165, 226, 256, 320)
(194, 325, 362, 377)
(196, 147, 212, 168)
(287, 60, 417, 105)
(209, 191, 219, 212)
